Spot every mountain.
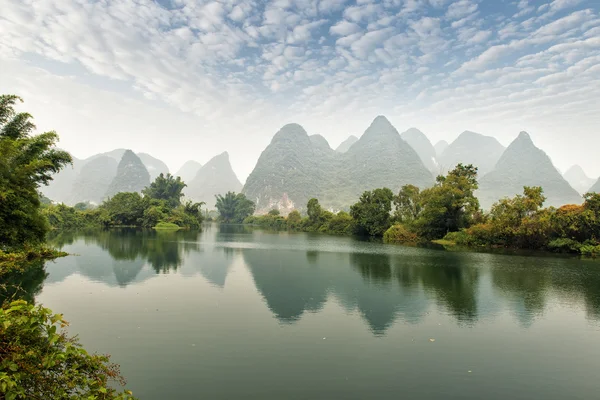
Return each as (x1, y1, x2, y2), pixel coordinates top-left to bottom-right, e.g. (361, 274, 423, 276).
(40, 156, 82, 203)
(243, 124, 323, 212)
(105, 150, 151, 198)
(70, 156, 118, 204)
(244, 117, 434, 213)
(335, 135, 358, 153)
(336, 116, 434, 206)
(563, 165, 596, 195)
(175, 160, 202, 184)
(184, 152, 242, 207)
(137, 153, 169, 181)
(400, 128, 438, 175)
(434, 140, 448, 158)
(438, 131, 505, 176)
(478, 132, 582, 209)
(589, 178, 600, 194)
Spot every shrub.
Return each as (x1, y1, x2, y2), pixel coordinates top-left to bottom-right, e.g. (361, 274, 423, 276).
(383, 224, 419, 244)
(547, 238, 583, 253)
(153, 222, 181, 230)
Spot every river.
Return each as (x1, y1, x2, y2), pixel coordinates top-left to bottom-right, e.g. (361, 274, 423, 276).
(24, 225, 600, 399)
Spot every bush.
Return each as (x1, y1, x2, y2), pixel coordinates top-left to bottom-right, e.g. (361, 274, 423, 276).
(383, 224, 419, 244)
(153, 222, 181, 230)
(580, 244, 600, 258)
(547, 238, 583, 253)
(0, 300, 136, 399)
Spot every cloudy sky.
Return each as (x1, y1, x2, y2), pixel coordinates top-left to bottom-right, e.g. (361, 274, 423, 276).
(1, 0, 599, 181)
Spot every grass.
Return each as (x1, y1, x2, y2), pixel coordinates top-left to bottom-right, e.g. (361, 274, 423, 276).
(431, 239, 456, 246)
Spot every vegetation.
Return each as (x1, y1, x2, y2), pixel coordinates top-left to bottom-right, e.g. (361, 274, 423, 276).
(0, 95, 72, 250)
(0, 300, 135, 399)
(215, 192, 255, 223)
(0, 94, 135, 399)
(243, 163, 600, 257)
(153, 222, 181, 230)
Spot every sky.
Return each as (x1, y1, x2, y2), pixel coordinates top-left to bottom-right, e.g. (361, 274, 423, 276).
(1, 0, 599, 182)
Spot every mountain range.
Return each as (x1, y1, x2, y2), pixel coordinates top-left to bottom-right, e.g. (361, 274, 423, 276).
(42, 117, 598, 211)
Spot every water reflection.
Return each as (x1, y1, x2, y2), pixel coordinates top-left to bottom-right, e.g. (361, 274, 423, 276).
(15, 226, 599, 335)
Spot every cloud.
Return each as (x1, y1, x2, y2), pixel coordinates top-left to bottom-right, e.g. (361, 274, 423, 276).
(330, 20, 362, 36)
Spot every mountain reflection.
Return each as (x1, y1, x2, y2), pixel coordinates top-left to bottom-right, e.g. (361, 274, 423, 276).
(26, 227, 600, 334)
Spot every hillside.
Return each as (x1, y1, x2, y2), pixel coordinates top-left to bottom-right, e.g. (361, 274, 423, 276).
(185, 152, 242, 208)
(137, 153, 169, 181)
(105, 150, 151, 198)
(434, 140, 448, 158)
(400, 128, 438, 175)
(439, 131, 505, 175)
(478, 132, 582, 209)
(175, 160, 202, 184)
(70, 156, 118, 204)
(335, 135, 358, 153)
(563, 165, 596, 195)
(590, 178, 600, 194)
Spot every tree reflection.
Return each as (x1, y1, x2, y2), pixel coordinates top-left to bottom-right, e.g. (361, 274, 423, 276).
(0, 260, 48, 304)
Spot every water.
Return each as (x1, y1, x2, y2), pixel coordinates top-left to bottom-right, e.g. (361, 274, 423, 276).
(22, 225, 600, 398)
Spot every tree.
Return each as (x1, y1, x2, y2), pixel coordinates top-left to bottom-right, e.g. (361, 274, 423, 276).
(307, 198, 323, 226)
(0, 95, 72, 249)
(100, 192, 146, 226)
(142, 173, 186, 209)
(286, 210, 302, 229)
(215, 192, 255, 223)
(350, 188, 394, 236)
(268, 209, 280, 216)
(393, 184, 422, 223)
(415, 164, 480, 239)
(0, 300, 136, 399)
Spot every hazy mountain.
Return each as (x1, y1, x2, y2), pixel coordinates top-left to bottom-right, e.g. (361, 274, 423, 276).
(244, 117, 434, 212)
(243, 124, 324, 212)
(70, 156, 118, 204)
(335, 116, 434, 206)
(40, 156, 82, 203)
(589, 178, 600, 194)
(478, 132, 582, 209)
(185, 152, 242, 207)
(563, 165, 596, 195)
(175, 160, 202, 184)
(439, 131, 505, 176)
(87, 149, 126, 163)
(137, 153, 169, 181)
(335, 135, 358, 153)
(400, 128, 438, 175)
(434, 140, 448, 158)
(105, 150, 151, 198)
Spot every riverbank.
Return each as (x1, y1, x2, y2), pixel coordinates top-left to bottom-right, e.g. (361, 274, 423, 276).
(0, 247, 68, 276)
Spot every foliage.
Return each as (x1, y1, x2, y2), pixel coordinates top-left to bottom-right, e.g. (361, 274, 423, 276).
(99, 192, 146, 226)
(383, 224, 419, 244)
(267, 209, 280, 216)
(142, 173, 186, 209)
(0, 300, 136, 399)
(153, 222, 181, 230)
(413, 164, 480, 239)
(350, 188, 394, 236)
(286, 210, 302, 229)
(215, 192, 256, 223)
(0, 95, 72, 249)
(320, 211, 354, 235)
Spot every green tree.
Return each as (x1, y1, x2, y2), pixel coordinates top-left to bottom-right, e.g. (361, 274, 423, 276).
(0, 95, 72, 249)
(393, 184, 422, 223)
(215, 192, 256, 223)
(268, 209, 280, 216)
(415, 164, 480, 239)
(100, 192, 146, 226)
(0, 300, 136, 399)
(142, 173, 186, 209)
(286, 210, 302, 229)
(350, 188, 394, 236)
(307, 198, 323, 226)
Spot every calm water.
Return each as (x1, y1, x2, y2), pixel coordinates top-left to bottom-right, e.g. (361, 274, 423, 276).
(20, 225, 600, 398)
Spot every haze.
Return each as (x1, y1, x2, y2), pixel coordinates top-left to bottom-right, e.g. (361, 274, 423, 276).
(1, 0, 599, 181)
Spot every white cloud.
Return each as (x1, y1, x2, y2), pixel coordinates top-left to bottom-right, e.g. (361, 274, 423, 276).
(445, 0, 478, 20)
(330, 20, 362, 36)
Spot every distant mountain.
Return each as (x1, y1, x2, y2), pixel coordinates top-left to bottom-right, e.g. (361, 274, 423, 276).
(434, 140, 448, 158)
(184, 152, 242, 208)
(439, 131, 505, 176)
(175, 160, 202, 184)
(400, 128, 438, 175)
(478, 132, 582, 209)
(335, 116, 433, 207)
(70, 156, 118, 204)
(589, 178, 600, 194)
(243, 117, 434, 213)
(243, 124, 324, 212)
(105, 150, 151, 198)
(335, 135, 358, 153)
(40, 156, 82, 203)
(137, 153, 169, 181)
(563, 165, 596, 195)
